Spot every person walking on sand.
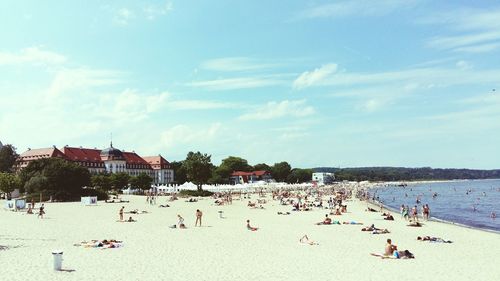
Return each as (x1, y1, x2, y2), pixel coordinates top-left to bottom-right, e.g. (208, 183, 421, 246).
(195, 209, 203, 226)
(37, 204, 45, 219)
(119, 206, 124, 221)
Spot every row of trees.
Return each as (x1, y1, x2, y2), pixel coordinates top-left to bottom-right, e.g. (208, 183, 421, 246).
(91, 172, 153, 192)
(171, 152, 313, 189)
(315, 167, 500, 181)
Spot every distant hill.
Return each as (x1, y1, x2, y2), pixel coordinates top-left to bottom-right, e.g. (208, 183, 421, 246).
(313, 167, 500, 182)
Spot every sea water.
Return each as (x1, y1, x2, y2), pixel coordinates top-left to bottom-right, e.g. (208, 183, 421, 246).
(372, 179, 500, 232)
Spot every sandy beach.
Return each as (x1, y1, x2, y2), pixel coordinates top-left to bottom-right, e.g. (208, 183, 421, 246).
(1, 193, 499, 281)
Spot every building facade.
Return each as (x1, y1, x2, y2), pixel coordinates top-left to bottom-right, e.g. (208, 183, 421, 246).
(312, 172, 335, 185)
(17, 143, 174, 185)
(230, 170, 273, 184)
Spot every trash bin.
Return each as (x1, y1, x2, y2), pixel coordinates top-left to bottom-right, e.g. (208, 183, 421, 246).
(52, 250, 63, 271)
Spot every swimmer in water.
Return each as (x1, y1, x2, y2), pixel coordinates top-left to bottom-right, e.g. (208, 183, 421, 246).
(491, 212, 496, 219)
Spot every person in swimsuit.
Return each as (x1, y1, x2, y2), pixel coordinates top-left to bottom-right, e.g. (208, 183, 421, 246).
(195, 209, 203, 226)
(384, 239, 397, 256)
(38, 204, 45, 219)
(299, 235, 318, 245)
(417, 236, 452, 243)
(119, 206, 124, 221)
(246, 220, 258, 231)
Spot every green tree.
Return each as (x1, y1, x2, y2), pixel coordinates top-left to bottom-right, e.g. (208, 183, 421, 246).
(287, 168, 313, 183)
(24, 175, 48, 194)
(135, 173, 153, 191)
(110, 172, 130, 191)
(182, 151, 212, 191)
(0, 144, 18, 173)
(0, 172, 21, 198)
(19, 158, 90, 201)
(170, 161, 187, 184)
(272, 161, 292, 182)
(214, 156, 252, 184)
(253, 163, 271, 171)
(91, 174, 112, 191)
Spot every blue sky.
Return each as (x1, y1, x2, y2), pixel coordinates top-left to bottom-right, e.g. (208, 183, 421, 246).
(1, 0, 499, 169)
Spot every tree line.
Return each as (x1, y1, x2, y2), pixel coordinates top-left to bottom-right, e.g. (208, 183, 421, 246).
(315, 167, 500, 181)
(171, 152, 313, 189)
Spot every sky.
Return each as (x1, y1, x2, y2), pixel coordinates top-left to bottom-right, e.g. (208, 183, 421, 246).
(1, 0, 499, 169)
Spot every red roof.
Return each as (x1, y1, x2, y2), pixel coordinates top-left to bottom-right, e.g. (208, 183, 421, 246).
(123, 151, 150, 165)
(19, 147, 67, 160)
(143, 155, 171, 169)
(62, 147, 102, 162)
(231, 170, 270, 177)
(231, 171, 254, 176)
(253, 170, 270, 176)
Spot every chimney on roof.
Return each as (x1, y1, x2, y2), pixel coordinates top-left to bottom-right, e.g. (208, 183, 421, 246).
(53, 145, 56, 148)
(28, 148, 31, 150)
(80, 146, 83, 148)
(65, 145, 68, 147)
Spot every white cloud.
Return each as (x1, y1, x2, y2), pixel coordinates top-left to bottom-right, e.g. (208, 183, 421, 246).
(188, 77, 285, 90)
(423, 8, 500, 53)
(201, 57, 277, 72)
(112, 1, 173, 25)
(97, 89, 170, 121)
(114, 8, 135, 25)
(144, 1, 173, 20)
(293, 63, 337, 89)
(453, 42, 500, 53)
(0, 47, 66, 65)
(456, 60, 472, 70)
(169, 100, 237, 110)
(427, 31, 500, 50)
(46, 68, 123, 98)
(299, 0, 419, 19)
(161, 123, 221, 149)
(239, 100, 315, 121)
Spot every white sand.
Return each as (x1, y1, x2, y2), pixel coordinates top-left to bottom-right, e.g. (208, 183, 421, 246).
(1, 195, 499, 281)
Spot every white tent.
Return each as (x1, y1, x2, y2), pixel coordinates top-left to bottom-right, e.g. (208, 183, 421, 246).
(178, 182, 198, 191)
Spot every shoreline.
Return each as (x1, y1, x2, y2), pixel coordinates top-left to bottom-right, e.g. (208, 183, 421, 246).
(365, 199, 500, 235)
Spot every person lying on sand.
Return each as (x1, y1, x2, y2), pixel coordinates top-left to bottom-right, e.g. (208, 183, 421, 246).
(277, 212, 291, 215)
(316, 214, 332, 225)
(384, 214, 394, 220)
(371, 229, 390, 234)
(361, 224, 380, 231)
(246, 219, 258, 231)
(407, 221, 423, 227)
(117, 217, 137, 222)
(366, 207, 378, 212)
(159, 204, 170, 208)
(75, 239, 123, 249)
(417, 236, 452, 243)
(126, 209, 148, 214)
(247, 201, 256, 207)
(342, 221, 362, 225)
(299, 235, 319, 245)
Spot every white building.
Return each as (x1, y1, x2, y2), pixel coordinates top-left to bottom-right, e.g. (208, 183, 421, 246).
(312, 172, 335, 185)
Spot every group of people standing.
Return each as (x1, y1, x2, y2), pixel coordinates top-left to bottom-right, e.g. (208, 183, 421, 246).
(400, 204, 430, 221)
